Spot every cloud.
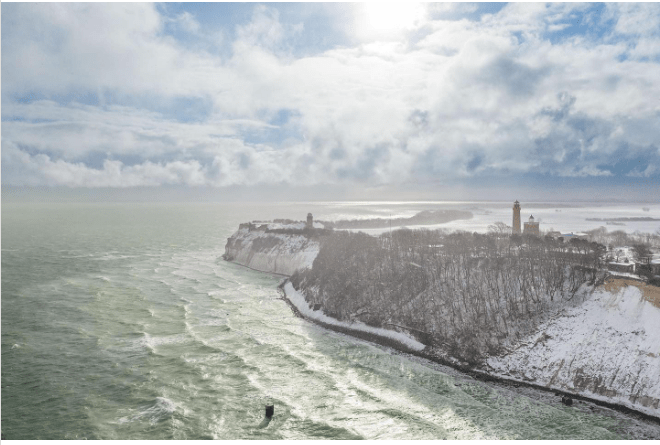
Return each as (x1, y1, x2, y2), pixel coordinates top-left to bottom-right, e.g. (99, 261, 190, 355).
(608, 3, 660, 37)
(170, 11, 201, 35)
(2, 2, 660, 192)
(560, 165, 613, 177)
(627, 164, 657, 178)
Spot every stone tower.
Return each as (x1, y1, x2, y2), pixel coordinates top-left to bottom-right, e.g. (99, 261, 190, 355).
(306, 213, 313, 229)
(512, 200, 521, 234)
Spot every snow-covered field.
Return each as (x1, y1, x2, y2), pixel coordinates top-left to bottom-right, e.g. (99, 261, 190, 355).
(487, 283, 660, 417)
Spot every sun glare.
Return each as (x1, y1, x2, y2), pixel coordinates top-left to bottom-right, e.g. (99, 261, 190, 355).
(359, 2, 426, 40)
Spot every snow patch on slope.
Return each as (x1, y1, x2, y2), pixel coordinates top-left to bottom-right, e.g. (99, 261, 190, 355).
(283, 282, 425, 352)
(487, 284, 660, 417)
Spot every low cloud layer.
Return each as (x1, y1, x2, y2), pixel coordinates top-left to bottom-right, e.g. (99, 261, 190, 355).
(2, 3, 660, 196)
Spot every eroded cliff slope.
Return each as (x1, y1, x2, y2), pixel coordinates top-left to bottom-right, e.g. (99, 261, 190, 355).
(223, 222, 323, 276)
(486, 280, 660, 417)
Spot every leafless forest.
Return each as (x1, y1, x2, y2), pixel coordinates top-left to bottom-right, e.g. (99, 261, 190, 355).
(291, 229, 614, 365)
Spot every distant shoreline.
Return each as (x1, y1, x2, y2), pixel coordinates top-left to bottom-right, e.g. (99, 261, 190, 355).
(586, 217, 660, 222)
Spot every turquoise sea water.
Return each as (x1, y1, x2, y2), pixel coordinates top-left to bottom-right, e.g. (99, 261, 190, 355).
(0, 202, 653, 439)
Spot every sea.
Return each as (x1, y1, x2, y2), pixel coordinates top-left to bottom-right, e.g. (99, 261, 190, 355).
(2, 201, 659, 440)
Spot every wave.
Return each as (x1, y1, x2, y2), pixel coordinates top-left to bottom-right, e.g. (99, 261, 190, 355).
(94, 254, 137, 261)
(118, 397, 177, 425)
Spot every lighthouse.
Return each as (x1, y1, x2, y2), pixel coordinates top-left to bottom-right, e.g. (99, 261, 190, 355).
(512, 200, 521, 234)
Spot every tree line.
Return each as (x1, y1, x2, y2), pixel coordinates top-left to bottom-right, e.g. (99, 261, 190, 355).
(290, 228, 608, 365)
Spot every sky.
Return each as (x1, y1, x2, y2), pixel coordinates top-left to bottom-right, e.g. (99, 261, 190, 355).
(2, 2, 660, 202)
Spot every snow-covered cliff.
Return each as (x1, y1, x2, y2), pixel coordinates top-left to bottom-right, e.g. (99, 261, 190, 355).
(224, 222, 659, 417)
(223, 222, 323, 276)
(486, 280, 660, 417)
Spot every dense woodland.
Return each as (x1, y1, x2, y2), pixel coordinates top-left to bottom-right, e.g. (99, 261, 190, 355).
(291, 229, 610, 365)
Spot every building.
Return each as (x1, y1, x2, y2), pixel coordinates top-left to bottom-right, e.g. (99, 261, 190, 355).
(512, 200, 521, 234)
(523, 215, 540, 236)
(306, 213, 313, 229)
(607, 261, 635, 274)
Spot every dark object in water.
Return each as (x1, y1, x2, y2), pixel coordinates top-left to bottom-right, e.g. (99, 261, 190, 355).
(313, 304, 322, 311)
(561, 396, 573, 406)
(265, 404, 274, 418)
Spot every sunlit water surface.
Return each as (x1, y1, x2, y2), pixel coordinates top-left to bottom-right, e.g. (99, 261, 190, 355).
(2, 202, 654, 439)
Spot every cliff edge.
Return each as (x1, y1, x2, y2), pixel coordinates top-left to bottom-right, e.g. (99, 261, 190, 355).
(485, 280, 660, 417)
(223, 221, 325, 276)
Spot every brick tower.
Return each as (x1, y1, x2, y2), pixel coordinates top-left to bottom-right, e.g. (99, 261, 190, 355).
(512, 200, 521, 234)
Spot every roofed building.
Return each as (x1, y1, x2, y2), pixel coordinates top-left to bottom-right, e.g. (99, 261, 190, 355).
(523, 215, 540, 236)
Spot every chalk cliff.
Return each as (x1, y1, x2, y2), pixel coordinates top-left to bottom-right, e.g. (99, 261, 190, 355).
(486, 281, 659, 417)
(223, 222, 323, 276)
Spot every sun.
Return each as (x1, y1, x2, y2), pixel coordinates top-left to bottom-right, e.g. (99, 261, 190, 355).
(358, 2, 426, 40)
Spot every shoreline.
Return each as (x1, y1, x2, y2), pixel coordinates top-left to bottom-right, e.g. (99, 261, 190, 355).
(276, 278, 660, 425)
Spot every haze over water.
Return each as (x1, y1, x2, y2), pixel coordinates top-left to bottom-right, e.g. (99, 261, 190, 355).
(1, 202, 655, 439)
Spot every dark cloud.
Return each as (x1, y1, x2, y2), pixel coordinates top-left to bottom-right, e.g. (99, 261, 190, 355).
(477, 56, 552, 97)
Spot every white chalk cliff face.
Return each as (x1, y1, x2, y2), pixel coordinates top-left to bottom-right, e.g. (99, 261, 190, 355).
(486, 284, 660, 417)
(224, 223, 321, 276)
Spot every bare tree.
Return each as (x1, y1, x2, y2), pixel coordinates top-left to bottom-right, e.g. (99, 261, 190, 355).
(488, 221, 512, 236)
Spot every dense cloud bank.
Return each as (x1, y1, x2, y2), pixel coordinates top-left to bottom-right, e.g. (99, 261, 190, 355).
(2, 3, 660, 193)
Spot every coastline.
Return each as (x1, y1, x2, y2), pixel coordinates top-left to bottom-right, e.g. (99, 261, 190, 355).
(276, 277, 660, 425)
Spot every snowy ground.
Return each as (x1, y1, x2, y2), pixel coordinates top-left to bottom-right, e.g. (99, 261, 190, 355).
(486, 283, 660, 418)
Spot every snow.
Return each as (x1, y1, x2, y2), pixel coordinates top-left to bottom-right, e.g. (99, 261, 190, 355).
(225, 227, 320, 276)
(607, 271, 641, 280)
(486, 284, 660, 417)
(283, 282, 426, 352)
